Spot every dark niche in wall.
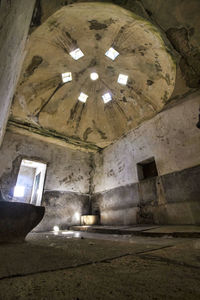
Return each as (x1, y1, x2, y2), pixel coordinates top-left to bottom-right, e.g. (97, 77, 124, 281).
(137, 157, 158, 181)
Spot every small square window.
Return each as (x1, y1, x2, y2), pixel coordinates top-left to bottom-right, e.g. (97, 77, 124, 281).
(118, 74, 128, 85)
(78, 92, 88, 103)
(62, 72, 72, 83)
(102, 92, 112, 103)
(105, 47, 119, 61)
(70, 48, 84, 60)
(137, 157, 158, 181)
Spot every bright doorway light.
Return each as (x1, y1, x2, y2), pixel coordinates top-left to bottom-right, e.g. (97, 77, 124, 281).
(90, 72, 99, 81)
(62, 72, 72, 83)
(14, 185, 25, 197)
(118, 74, 128, 85)
(102, 92, 112, 103)
(14, 159, 47, 205)
(78, 92, 88, 103)
(105, 47, 119, 61)
(70, 48, 84, 60)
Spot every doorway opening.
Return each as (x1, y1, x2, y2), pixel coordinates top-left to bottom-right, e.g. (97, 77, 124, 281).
(13, 159, 47, 206)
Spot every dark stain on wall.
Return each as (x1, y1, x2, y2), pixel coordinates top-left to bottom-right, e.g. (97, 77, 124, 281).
(88, 18, 115, 31)
(147, 80, 154, 86)
(92, 120, 107, 140)
(75, 103, 86, 133)
(8, 119, 101, 152)
(24, 56, 43, 78)
(35, 82, 63, 117)
(0, 155, 22, 200)
(88, 20, 108, 30)
(59, 173, 83, 184)
(95, 33, 102, 40)
(30, 0, 42, 28)
(166, 27, 200, 88)
(83, 127, 93, 141)
(38, 190, 90, 231)
(162, 165, 200, 203)
(54, 29, 78, 53)
(67, 101, 87, 134)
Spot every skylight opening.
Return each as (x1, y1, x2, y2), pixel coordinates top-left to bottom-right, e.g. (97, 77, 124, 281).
(118, 74, 128, 85)
(105, 47, 119, 61)
(90, 72, 99, 81)
(70, 48, 84, 60)
(102, 92, 112, 103)
(78, 92, 88, 103)
(62, 72, 72, 83)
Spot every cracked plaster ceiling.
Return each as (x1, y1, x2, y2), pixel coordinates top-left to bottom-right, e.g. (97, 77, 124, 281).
(11, 2, 176, 150)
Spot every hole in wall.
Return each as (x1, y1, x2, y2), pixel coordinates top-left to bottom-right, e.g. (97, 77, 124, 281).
(137, 157, 158, 181)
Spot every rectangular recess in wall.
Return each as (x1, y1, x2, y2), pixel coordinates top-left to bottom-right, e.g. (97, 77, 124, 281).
(137, 157, 158, 181)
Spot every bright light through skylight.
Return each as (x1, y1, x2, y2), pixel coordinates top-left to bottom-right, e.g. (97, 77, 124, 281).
(105, 47, 119, 61)
(78, 92, 88, 103)
(70, 48, 84, 60)
(102, 92, 112, 103)
(90, 72, 99, 81)
(62, 72, 72, 83)
(118, 74, 129, 85)
(14, 185, 25, 197)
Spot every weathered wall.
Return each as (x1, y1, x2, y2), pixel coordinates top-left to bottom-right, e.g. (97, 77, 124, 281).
(93, 91, 200, 225)
(0, 131, 91, 231)
(0, 0, 35, 146)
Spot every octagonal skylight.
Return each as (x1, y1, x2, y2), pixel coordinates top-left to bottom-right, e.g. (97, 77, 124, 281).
(105, 47, 119, 61)
(62, 72, 72, 83)
(70, 48, 84, 60)
(102, 92, 112, 103)
(118, 74, 128, 85)
(78, 92, 88, 103)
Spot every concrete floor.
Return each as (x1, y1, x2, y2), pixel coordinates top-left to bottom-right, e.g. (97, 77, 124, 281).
(0, 231, 200, 300)
(70, 225, 200, 237)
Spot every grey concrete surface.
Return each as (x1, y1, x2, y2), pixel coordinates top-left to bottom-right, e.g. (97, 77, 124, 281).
(70, 225, 200, 238)
(0, 232, 199, 299)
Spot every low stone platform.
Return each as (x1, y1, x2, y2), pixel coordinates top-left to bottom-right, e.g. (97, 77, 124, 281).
(69, 225, 200, 238)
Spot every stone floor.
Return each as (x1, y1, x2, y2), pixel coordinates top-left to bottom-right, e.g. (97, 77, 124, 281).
(70, 225, 200, 237)
(0, 230, 200, 299)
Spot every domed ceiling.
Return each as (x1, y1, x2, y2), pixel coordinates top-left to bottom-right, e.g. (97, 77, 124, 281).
(11, 2, 176, 150)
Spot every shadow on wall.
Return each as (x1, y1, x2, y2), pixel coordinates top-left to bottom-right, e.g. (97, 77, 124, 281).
(35, 191, 90, 232)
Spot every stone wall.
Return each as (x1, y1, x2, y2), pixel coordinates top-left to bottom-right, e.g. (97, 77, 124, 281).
(92, 91, 200, 225)
(0, 131, 91, 231)
(0, 0, 36, 145)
